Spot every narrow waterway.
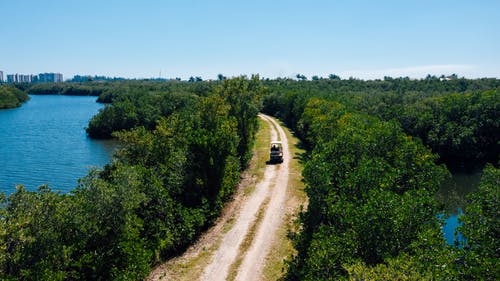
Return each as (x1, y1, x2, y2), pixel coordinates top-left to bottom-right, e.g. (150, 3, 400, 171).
(436, 171, 481, 245)
(0, 95, 116, 194)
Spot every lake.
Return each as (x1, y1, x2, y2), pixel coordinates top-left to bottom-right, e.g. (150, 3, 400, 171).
(0, 95, 116, 194)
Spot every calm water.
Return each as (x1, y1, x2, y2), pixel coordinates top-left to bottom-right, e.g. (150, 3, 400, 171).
(0, 95, 116, 194)
(436, 172, 481, 245)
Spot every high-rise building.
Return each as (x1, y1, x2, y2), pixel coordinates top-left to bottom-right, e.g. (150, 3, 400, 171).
(38, 73, 48, 82)
(38, 72, 63, 83)
(7, 74, 17, 83)
(20, 75, 31, 83)
(54, 73, 63, 82)
(5, 72, 64, 83)
(0, 70, 3, 82)
(6, 74, 26, 83)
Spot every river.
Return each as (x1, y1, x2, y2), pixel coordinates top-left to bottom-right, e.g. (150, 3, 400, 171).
(0, 95, 116, 194)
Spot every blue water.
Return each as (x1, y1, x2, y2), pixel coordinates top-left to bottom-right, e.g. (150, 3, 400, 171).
(0, 95, 116, 194)
(439, 210, 466, 246)
(436, 172, 481, 246)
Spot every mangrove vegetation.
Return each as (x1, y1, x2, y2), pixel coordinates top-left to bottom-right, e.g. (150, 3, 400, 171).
(0, 85, 29, 109)
(261, 77, 499, 280)
(0, 76, 498, 280)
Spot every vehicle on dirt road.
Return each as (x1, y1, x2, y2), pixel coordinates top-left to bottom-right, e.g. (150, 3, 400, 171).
(269, 141, 283, 163)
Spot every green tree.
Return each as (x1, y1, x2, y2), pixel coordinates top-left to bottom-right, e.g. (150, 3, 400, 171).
(458, 164, 499, 280)
(0, 85, 29, 109)
(214, 75, 263, 167)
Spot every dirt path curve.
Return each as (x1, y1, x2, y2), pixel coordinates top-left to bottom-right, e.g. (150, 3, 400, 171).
(200, 114, 290, 281)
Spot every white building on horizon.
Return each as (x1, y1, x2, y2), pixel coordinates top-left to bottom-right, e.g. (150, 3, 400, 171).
(38, 72, 63, 83)
(5, 72, 63, 83)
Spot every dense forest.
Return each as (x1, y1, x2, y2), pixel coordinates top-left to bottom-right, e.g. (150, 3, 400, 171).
(261, 77, 499, 280)
(0, 85, 29, 109)
(0, 77, 262, 280)
(0, 76, 498, 280)
(262, 77, 500, 169)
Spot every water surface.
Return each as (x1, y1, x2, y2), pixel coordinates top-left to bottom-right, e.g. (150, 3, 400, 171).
(436, 172, 481, 245)
(0, 95, 116, 194)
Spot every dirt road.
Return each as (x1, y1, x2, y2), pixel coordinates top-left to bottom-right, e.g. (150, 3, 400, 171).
(200, 114, 290, 281)
(233, 115, 290, 281)
(147, 114, 292, 281)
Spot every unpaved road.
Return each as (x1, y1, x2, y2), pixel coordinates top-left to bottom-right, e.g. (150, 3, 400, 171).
(201, 114, 290, 281)
(147, 114, 291, 281)
(233, 115, 290, 281)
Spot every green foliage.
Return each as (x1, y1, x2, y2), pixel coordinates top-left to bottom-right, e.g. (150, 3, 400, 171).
(457, 164, 499, 280)
(0, 77, 261, 280)
(214, 75, 263, 167)
(345, 260, 432, 281)
(298, 98, 347, 146)
(86, 91, 196, 138)
(396, 90, 500, 168)
(0, 186, 74, 280)
(28, 83, 105, 96)
(2, 76, 496, 279)
(261, 78, 499, 280)
(0, 85, 29, 109)
(286, 101, 449, 280)
(262, 79, 500, 169)
(70, 166, 151, 280)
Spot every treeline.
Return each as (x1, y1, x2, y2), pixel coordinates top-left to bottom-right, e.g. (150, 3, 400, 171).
(0, 76, 262, 280)
(0, 85, 29, 109)
(25, 80, 214, 102)
(261, 78, 499, 280)
(28, 83, 105, 96)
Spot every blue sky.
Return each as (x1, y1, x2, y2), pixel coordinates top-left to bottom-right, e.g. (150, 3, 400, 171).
(1, 0, 499, 80)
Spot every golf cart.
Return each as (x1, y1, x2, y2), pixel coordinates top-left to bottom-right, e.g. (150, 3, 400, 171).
(269, 141, 283, 163)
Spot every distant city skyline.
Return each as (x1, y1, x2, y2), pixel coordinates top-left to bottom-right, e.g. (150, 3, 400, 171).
(1, 0, 499, 80)
(4, 72, 63, 83)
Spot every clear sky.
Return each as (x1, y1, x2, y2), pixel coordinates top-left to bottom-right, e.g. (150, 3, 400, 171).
(1, 0, 499, 80)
